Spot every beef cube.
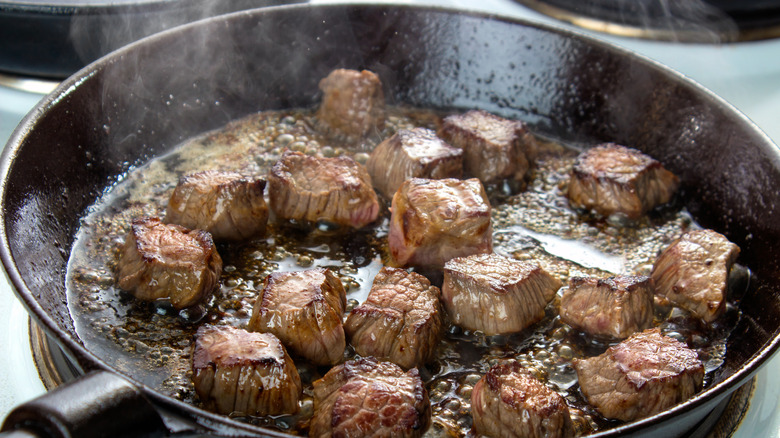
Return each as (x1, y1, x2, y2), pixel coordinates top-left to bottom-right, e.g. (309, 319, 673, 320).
(115, 217, 222, 309)
(388, 178, 492, 269)
(344, 267, 444, 370)
(573, 328, 704, 422)
(165, 170, 268, 241)
(437, 109, 535, 184)
(192, 325, 301, 416)
(442, 253, 561, 335)
(310, 357, 431, 438)
(651, 229, 740, 323)
(567, 143, 679, 219)
(316, 68, 386, 138)
(267, 150, 380, 228)
(366, 127, 463, 199)
(248, 268, 347, 365)
(560, 276, 654, 339)
(472, 360, 574, 438)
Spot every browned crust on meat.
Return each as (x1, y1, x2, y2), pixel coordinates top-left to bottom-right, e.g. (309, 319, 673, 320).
(344, 267, 444, 369)
(115, 217, 222, 309)
(310, 357, 430, 438)
(567, 143, 679, 219)
(472, 360, 573, 438)
(442, 253, 561, 335)
(438, 109, 535, 183)
(366, 127, 463, 199)
(573, 328, 704, 421)
(316, 69, 386, 138)
(267, 150, 380, 228)
(191, 325, 302, 416)
(165, 170, 268, 241)
(388, 178, 493, 269)
(248, 268, 347, 365)
(560, 275, 654, 339)
(651, 229, 740, 323)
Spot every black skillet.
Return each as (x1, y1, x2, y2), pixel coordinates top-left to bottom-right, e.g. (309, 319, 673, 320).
(0, 3, 779, 437)
(0, 0, 304, 79)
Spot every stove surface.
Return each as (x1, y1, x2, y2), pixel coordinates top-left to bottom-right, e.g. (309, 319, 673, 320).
(0, 0, 779, 436)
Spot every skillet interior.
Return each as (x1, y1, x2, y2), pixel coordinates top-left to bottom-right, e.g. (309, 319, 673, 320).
(2, 4, 779, 436)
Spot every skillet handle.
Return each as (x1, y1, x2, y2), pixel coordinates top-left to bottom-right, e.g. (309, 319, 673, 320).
(0, 370, 167, 438)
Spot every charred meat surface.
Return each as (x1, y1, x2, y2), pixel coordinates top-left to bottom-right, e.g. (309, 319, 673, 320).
(567, 143, 679, 219)
(248, 268, 347, 366)
(165, 170, 268, 241)
(651, 229, 740, 323)
(366, 127, 463, 199)
(192, 325, 302, 416)
(310, 357, 431, 438)
(267, 150, 380, 228)
(573, 328, 704, 422)
(115, 217, 222, 309)
(316, 68, 386, 138)
(442, 253, 561, 335)
(344, 267, 444, 370)
(389, 178, 492, 269)
(560, 276, 654, 339)
(471, 360, 574, 438)
(437, 109, 535, 184)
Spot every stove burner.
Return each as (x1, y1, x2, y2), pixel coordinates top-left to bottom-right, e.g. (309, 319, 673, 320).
(515, 0, 780, 42)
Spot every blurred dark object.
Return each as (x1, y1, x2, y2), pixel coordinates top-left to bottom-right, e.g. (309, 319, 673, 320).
(516, 0, 780, 42)
(0, 0, 305, 79)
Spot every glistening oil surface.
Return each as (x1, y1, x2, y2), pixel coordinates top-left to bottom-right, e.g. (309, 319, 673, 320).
(66, 107, 743, 436)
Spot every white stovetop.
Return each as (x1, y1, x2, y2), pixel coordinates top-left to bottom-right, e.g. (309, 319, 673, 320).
(0, 0, 779, 435)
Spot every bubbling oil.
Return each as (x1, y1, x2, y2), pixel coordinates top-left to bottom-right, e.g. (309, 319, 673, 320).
(66, 107, 741, 437)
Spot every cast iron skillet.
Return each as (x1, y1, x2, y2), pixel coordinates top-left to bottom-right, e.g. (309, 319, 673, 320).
(1, 3, 779, 437)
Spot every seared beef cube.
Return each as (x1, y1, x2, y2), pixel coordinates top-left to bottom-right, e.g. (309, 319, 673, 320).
(366, 128, 463, 199)
(437, 109, 535, 184)
(248, 268, 347, 365)
(344, 267, 444, 369)
(116, 217, 222, 309)
(567, 143, 679, 219)
(310, 357, 431, 438)
(573, 328, 704, 422)
(192, 325, 301, 416)
(165, 170, 268, 241)
(651, 229, 740, 323)
(268, 150, 380, 228)
(442, 253, 561, 335)
(560, 276, 653, 339)
(316, 68, 386, 138)
(472, 361, 573, 438)
(389, 178, 492, 269)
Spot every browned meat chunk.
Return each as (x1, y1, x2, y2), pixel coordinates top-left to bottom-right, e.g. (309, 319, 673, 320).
(442, 253, 561, 335)
(651, 229, 740, 323)
(567, 143, 679, 219)
(192, 325, 301, 416)
(248, 268, 347, 365)
(472, 360, 574, 438)
(437, 109, 535, 184)
(267, 150, 380, 228)
(316, 68, 386, 138)
(344, 267, 444, 369)
(573, 328, 704, 422)
(560, 276, 654, 339)
(310, 357, 431, 438)
(366, 127, 463, 199)
(115, 217, 222, 309)
(165, 170, 268, 241)
(388, 178, 492, 269)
